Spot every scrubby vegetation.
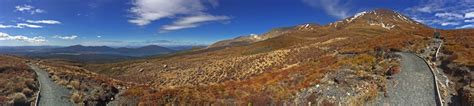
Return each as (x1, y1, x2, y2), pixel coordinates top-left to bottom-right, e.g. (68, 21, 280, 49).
(85, 22, 425, 105)
(65, 9, 447, 105)
(0, 55, 38, 105)
(439, 29, 474, 105)
(35, 60, 126, 105)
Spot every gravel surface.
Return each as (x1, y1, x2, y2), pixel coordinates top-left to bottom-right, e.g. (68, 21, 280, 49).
(29, 64, 74, 106)
(372, 53, 437, 105)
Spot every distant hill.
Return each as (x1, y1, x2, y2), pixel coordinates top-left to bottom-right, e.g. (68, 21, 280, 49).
(52, 45, 176, 57)
(0, 45, 177, 63)
(207, 23, 322, 48)
(0, 46, 58, 53)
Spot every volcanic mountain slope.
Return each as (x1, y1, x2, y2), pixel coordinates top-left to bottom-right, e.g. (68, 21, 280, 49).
(329, 9, 426, 30)
(208, 23, 320, 48)
(86, 9, 438, 105)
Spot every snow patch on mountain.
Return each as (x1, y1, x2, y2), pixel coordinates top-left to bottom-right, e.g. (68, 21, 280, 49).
(346, 11, 368, 23)
(368, 21, 396, 30)
(250, 34, 261, 40)
(297, 24, 317, 30)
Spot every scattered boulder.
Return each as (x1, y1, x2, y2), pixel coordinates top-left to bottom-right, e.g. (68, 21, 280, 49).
(386, 66, 401, 76)
(11, 93, 27, 105)
(71, 92, 85, 104)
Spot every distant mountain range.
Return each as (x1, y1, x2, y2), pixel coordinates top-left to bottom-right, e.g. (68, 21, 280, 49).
(50, 45, 176, 57)
(207, 23, 321, 48)
(0, 45, 188, 63)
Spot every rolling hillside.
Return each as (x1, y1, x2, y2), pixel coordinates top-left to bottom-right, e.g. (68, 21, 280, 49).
(86, 9, 439, 105)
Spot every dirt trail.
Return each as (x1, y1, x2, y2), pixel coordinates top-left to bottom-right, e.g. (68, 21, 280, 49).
(29, 64, 74, 106)
(372, 53, 438, 105)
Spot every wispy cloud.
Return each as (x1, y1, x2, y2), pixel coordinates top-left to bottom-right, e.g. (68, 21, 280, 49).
(465, 12, 474, 18)
(302, 0, 351, 19)
(405, 0, 474, 28)
(52, 35, 78, 40)
(435, 12, 464, 20)
(0, 23, 43, 28)
(456, 24, 474, 29)
(160, 15, 230, 32)
(0, 32, 46, 43)
(26, 20, 61, 24)
(465, 19, 474, 23)
(15, 5, 45, 15)
(17, 23, 42, 28)
(128, 0, 229, 32)
(441, 22, 461, 26)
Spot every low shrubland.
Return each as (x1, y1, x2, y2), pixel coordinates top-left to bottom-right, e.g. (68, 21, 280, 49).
(0, 55, 38, 105)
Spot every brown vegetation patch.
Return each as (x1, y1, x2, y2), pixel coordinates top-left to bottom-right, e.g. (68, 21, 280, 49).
(0, 55, 38, 105)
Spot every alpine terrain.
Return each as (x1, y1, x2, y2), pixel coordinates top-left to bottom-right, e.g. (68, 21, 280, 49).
(0, 7, 473, 106)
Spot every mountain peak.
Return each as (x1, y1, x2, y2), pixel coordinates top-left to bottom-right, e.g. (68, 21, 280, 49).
(70, 45, 84, 47)
(328, 8, 423, 30)
(345, 9, 414, 23)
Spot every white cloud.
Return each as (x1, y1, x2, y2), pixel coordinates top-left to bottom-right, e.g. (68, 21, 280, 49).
(405, 0, 474, 28)
(412, 17, 426, 23)
(0, 24, 17, 28)
(26, 20, 61, 24)
(416, 6, 433, 13)
(440, 22, 461, 26)
(53, 35, 78, 40)
(456, 24, 474, 29)
(128, 0, 229, 32)
(465, 19, 474, 23)
(161, 15, 230, 32)
(17, 23, 43, 28)
(97, 36, 102, 38)
(302, 0, 350, 19)
(465, 12, 474, 18)
(435, 12, 464, 19)
(207, 0, 219, 7)
(15, 5, 45, 14)
(128, 0, 205, 26)
(0, 23, 43, 28)
(15, 5, 34, 11)
(0, 32, 46, 43)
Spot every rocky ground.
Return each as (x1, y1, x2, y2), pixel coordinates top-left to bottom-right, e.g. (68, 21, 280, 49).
(29, 63, 73, 106)
(372, 53, 437, 105)
(34, 60, 135, 105)
(437, 30, 474, 105)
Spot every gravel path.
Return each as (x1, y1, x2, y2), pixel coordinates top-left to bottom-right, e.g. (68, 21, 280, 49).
(373, 53, 438, 105)
(29, 64, 74, 106)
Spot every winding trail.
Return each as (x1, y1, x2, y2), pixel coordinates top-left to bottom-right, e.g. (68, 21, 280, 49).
(29, 64, 74, 106)
(373, 53, 438, 105)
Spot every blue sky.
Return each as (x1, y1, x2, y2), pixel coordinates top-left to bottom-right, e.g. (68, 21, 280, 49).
(0, 0, 473, 46)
